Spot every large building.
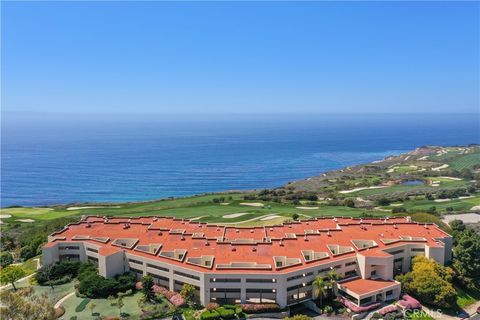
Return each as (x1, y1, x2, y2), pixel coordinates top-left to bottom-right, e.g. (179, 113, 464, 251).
(43, 215, 452, 308)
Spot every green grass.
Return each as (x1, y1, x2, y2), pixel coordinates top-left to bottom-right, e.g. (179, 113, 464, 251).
(0, 193, 385, 227)
(384, 195, 480, 213)
(61, 291, 146, 320)
(448, 152, 480, 170)
(349, 177, 469, 197)
(456, 285, 480, 309)
(20, 256, 39, 275)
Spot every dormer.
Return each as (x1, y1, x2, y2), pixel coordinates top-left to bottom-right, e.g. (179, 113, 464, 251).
(112, 238, 139, 249)
(351, 239, 378, 250)
(159, 249, 187, 261)
(134, 243, 162, 255)
(186, 255, 215, 269)
(273, 256, 302, 269)
(301, 250, 329, 263)
(327, 244, 355, 256)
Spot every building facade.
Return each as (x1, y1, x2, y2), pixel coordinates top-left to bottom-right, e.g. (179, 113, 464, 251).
(43, 215, 452, 308)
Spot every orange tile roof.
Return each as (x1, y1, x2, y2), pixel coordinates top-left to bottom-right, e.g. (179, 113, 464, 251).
(338, 278, 400, 296)
(47, 215, 450, 274)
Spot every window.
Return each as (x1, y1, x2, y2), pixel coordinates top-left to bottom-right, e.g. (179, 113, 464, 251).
(211, 278, 241, 283)
(345, 261, 357, 267)
(386, 290, 393, 296)
(128, 258, 143, 265)
(371, 270, 377, 276)
(147, 272, 169, 282)
(318, 267, 330, 274)
(411, 248, 425, 252)
(174, 271, 200, 281)
(60, 246, 80, 250)
(86, 247, 98, 253)
(146, 263, 168, 272)
(276, 261, 283, 267)
(246, 278, 276, 283)
(130, 267, 143, 275)
(345, 270, 357, 277)
(394, 258, 403, 263)
(333, 265, 341, 269)
(59, 254, 80, 260)
(388, 249, 404, 255)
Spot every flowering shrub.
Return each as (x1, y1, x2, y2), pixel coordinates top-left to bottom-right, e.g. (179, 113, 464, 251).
(336, 297, 380, 313)
(397, 294, 421, 310)
(378, 305, 398, 316)
(206, 303, 220, 311)
(135, 282, 185, 307)
(241, 303, 281, 314)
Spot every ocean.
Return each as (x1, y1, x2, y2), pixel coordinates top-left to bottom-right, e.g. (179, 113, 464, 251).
(1, 113, 478, 207)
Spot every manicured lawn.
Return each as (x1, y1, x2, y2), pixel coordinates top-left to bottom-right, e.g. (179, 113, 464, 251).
(385, 195, 480, 213)
(0, 194, 385, 227)
(349, 177, 470, 197)
(448, 151, 480, 170)
(21, 256, 39, 275)
(15, 281, 75, 305)
(61, 291, 147, 320)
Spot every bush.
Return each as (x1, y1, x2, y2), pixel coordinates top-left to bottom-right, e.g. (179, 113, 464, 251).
(78, 270, 136, 299)
(0, 252, 13, 268)
(322, 305, 333, 315)
(206, 303, 220, 311)
(75, 298, 91, 312)
(217, 307, 235, 319)
(200, 310, 221, 320)
(36, 260, 81, 285)
(240, 303, 281, 314)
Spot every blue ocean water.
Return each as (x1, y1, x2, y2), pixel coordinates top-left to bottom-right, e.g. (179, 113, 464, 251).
(1, 113, 479, 207)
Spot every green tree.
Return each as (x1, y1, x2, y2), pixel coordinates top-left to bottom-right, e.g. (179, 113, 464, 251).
(326, 270, 340, 296)
(292, 213, 300, 221)
(180, 283, 196, 305)
(0, 265, 26, 290)
(396, 256, 456, 308)
(312, 276, 327, 306)
(0, 252, 14, 268)
(453, 229, 480, 290)
(141, 275, 155, 302)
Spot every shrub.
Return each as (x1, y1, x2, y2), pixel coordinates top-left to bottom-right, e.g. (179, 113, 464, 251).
(200, 310, 221, 320)
(0, 252, 13, 268)
(75, 298, 91, 312)
(322, 305, 333, 315)
(240, 303, 281, 314)
(217, 307, 236, 319)
(206, 303, 220, 311)
(336, 297, 380, 313)
(36, 260, 82, 285)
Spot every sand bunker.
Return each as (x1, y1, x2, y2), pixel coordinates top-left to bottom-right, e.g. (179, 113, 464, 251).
(339, 186, 387, 194)
(432, 164, 449, 171)
(471, 206, 480, 211)
(67, 206, 121, 211)
(239, 202, 264, 207)
(223, 213, 250, 219)
(0, 214, 12, 219)
(220, 203, 230, 206)
(437, 176, 462, 181)
(296, 207, 319, 210)
(442, 213, 480, 224)
(16, 219, 35, 223)
(260, 215, 282, 221)
(189, 216, 206, 221)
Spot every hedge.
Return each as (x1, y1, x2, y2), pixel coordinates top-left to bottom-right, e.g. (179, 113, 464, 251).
(200, 310, 221, 320)
(75, 298, 91, 312)
(217, 307, 235, 319)
(240, 303, 281, 314)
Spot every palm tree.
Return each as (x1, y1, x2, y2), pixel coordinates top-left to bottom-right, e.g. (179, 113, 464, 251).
(312, 276, 328, 306)
(326, 270, 340, 297)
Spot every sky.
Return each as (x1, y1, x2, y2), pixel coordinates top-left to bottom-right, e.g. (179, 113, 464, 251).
(1, 1, 479, 115)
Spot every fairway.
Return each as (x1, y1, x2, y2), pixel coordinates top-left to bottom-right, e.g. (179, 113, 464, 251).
(0, 193, 386, 227)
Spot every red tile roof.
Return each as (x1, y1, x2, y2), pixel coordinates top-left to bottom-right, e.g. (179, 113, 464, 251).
(47, 216, 450, 274)
(338, 278, 400, 296)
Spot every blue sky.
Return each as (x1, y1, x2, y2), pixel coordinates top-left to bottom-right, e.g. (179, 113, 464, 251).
(2, 1, 479, 114)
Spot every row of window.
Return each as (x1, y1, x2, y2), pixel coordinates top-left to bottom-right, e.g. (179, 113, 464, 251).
(174, 271, 200, 281)
(287, 272, 313, 282)
(60, 246, 80, 250)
